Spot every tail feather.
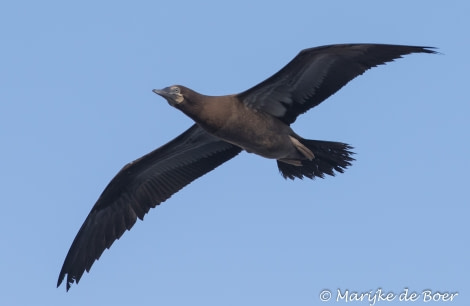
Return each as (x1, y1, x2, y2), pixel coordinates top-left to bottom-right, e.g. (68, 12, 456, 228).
(277, 139, 355, 180)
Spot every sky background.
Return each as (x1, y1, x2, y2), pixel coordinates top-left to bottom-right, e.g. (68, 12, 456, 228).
(1, 1, 468, 305)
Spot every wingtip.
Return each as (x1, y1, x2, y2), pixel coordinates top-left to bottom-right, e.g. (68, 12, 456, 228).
(420, 46, 439, 54)
(57, 273, 64, 288)
(57, 271, 73, 291)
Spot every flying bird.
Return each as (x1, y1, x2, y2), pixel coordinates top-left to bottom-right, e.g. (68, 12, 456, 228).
(57, 43, 436, 290)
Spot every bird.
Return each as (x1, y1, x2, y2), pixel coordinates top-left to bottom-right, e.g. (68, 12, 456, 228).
(57, 43, 436, 290)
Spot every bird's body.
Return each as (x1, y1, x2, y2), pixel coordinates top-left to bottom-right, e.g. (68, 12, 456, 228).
(180, 92, 302, 161)
(214, 111, 300, 161)
(58, 43, 436, 290)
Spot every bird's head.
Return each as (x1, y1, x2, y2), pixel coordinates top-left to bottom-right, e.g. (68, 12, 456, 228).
(153, 85, 185, 107)
(153, 85, 208, 123)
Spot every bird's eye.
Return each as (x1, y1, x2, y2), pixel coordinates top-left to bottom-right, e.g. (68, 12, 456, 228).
(172, 87, 180, 94)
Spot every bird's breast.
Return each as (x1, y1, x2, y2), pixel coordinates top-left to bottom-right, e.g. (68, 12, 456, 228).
(209, 106, 298, 160)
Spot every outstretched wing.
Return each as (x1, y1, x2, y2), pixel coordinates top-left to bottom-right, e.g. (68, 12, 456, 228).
(57, 124, 241, 290)
(237, 44, 436, 124)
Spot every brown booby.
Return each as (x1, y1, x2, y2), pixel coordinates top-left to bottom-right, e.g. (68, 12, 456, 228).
(57, 43, 436, 290)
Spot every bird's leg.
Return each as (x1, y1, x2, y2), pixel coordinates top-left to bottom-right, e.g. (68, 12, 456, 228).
(278, 158, 302, 166)
(278, 136, 315, 166)
(289, 136, 315, 160)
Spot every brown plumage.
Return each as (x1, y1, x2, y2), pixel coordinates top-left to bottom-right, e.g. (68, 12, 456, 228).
(58, 43, 436, 290)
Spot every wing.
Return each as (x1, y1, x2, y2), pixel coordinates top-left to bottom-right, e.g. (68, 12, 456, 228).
(237, 44, 436, 124)
(57, 124, 241, 290)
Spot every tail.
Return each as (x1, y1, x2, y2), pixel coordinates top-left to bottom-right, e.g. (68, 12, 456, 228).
(277, 139, 355, 180)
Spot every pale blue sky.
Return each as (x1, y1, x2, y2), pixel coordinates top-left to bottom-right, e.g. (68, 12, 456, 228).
(1, 1, 468, 305)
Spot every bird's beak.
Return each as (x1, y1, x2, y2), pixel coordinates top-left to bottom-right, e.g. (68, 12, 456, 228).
(152, 88, 170, 99)
(153, 87, 182, 106)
